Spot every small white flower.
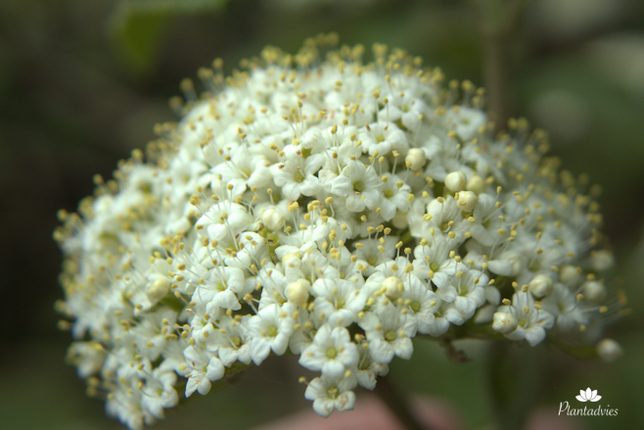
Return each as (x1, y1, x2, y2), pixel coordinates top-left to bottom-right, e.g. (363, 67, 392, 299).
(313, 277, 367, 327)
(140, 369, 178, 419)
(359, 305, 416, 364)
(211, 315, 252, 366)
(195, 202, 252, 242)
(331, 160, 381, 212)
(248, 303, 295, 365)
(358, 122, 407, 156)
(378, 174, 411, 221)
(183, 345, 225, 397)
(354, 341, 389, 390)
(493, 292, 555, 346)
(304, 373, 358, 417)
(299, 325, 359, 378)
(540, 283, 588, 331)
(446, 105, 487, 141)
(272, 153, 323, 201)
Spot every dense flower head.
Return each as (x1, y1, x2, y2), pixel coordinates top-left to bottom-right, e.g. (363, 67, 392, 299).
(54, 34, 621, 429)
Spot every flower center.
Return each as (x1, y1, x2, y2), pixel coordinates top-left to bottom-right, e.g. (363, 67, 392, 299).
(376, 135, 385, 143)
(267, 326, 278, 337)
(294, 171, 304, 183)
(326, 348, 338, 359)
(359, 359, 370, 370)
(216, 282, 226, 292)
(335, 298, 345, 309)
(368, 256, 378, 266)
(411, 301, 421, 312)
(384, 188, 394, 198)
(353, 181, 364, 192)
(231, 336, 242, 348)
(430, 262, 439, 272)
(139, 182, 152, 193)
(326, 387, 339, 399)
(385, 330, 397, 341)
(518, 318, 527, 328)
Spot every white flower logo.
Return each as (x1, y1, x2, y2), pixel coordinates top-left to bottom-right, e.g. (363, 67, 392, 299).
(576, 388, 602, 402)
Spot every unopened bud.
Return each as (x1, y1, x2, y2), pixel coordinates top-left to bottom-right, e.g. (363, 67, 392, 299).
(262, 209, 285, 231)
(391, 210, 408, 230)
(445, 171, 467, 192)
(147, 278, 170, 301)
(597, 338, 623, 363)
(528, 274, 553, 298)
(457, 190, 478, 212)
(592, 250, 614, 272)
(405, 148, 426, 171)
(559, 265, 580, 285)
(583, 281, 606, 302)
(492, 311, 518, 334)
(466, 175, 485, 195)
(383, 276, 404, 299)
(286, 280, 310, 307)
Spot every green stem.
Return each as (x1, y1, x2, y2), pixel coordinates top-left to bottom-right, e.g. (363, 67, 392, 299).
(546, 334, 598, 359)
(478, 0, 529, 134)
(374, 376, 434, 430)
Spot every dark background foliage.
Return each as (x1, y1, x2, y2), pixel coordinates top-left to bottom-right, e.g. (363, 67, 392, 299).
(1, 0, 643, 429)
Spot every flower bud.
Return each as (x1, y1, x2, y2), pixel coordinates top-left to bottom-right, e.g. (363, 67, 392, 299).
(592, 250, 615, 272)
(391, 210, 408, 230)
(559, 265, 580, 285)
(528, 274, 553, 297)
(261, 209, 285, 231)
(383, 276, 404, 299)
(466, 175, 485, 195)
(286, 280, 310, 307)
(445, 171, 467, 192)
(597, 338, 623, 363)
(456, 190, 478, 212)
(583, 281, 606, 302)
(405, 148, 426, 171)
(492, 311, 518, 334)
(146, 278, 170, 301)
(282, 253, 300, 263)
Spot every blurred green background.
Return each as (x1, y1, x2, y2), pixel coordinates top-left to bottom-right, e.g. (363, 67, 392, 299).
(1, 0, 643, 429)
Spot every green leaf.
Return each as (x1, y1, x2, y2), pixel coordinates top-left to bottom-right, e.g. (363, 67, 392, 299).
(109, 0, 229, 74)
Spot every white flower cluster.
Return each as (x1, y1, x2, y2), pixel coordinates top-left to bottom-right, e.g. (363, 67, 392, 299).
(55, 37, 618, 429)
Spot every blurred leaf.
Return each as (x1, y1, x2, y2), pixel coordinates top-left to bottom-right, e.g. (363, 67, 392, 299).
(109, 0, 229, 74)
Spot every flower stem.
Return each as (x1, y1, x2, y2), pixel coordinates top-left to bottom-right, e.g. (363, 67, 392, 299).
(488, 340, 541, 430)
(374, 376, 433, 430)
(478, 0, 529, 134)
